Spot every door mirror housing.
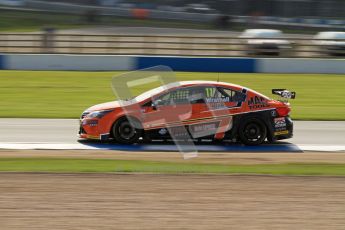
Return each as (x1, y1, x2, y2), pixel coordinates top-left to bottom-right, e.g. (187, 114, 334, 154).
(152, 99, 163, 109)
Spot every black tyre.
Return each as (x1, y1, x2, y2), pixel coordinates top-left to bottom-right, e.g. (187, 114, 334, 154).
(112, 117, 142, 144)
(238, 117, 267, 146)
(266, 132, 276, 143)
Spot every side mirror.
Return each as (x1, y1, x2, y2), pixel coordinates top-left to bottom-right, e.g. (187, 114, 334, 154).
(152, 99, 163, 109)
(151, 101, 157, 110)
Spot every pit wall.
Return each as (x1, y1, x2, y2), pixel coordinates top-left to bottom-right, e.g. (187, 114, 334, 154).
(0, 54, 344, 74)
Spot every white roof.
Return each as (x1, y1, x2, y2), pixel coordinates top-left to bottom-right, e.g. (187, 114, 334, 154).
(240, 29, 283, 38)
(314, 31, 345, 39)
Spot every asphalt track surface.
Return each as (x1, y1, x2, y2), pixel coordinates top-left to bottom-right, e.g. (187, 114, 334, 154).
(0, 119, 344, 151)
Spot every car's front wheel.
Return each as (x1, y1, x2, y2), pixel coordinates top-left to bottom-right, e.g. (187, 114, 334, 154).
(112, 117, 142, 144)
(238, 117, 267, 145)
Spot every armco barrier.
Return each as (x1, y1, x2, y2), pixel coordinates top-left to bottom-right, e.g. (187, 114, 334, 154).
(3, 54, 135, 71)
(257, 58, 345, 74)
(0, 54, 344, 74)
(0, 54, 256, 73)
(0, 54, 4, 70)
(136, 56, 255, 73)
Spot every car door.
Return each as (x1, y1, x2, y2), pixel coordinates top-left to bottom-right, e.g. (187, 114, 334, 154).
(188, 86, 246, 139)
(140, 86, 194, 131)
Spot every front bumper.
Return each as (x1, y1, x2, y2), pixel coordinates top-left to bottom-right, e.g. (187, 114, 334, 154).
(78, 119, 110, 141)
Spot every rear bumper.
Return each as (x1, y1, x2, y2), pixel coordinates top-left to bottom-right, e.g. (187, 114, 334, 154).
(273, 116, 293, 140)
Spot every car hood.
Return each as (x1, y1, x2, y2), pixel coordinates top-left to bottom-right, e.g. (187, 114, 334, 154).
(87, 101, 122, 111)
(86, 99, 139, 112)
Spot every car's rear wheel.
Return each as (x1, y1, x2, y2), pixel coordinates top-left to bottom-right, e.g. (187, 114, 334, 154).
(238, 117, 267, 145)
(112, 117, 142, 144)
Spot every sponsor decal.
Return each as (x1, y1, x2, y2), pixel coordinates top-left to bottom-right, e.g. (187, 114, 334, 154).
(189, 122, 221, 138)
(158, 128, 168, 135)
(247, 96, 269, 110)
(274, 117, 286, 129)
(274, 130, 289, 136)
(274, 117, 287, 134)
(205, 97, 230, 103)
(204, 97, 229, 110)
(88, 120, 98, 126)
(281, 91, 293, 99)
(169, 126, 190, 138)
(190, 123, 217, 133)
(271, 110, 277, 117)
(205, 97, 244, 110)
(86, 134, 99, 139)
(207, 102, 227, 110)
(82, 120, 98, 126)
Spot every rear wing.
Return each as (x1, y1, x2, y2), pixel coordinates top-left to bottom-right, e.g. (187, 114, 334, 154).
(272, 89, 296, 99)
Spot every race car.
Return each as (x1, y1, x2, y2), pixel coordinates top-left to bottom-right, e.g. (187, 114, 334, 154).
(79, 81, 294, 145)
(313, 31, 345, 56)
(239, 29, 291, 56)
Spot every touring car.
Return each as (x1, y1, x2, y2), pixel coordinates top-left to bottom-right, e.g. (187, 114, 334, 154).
(79, 81, 294, 145)
(239, 29, 291, 56)
(313, 31, 345, 56)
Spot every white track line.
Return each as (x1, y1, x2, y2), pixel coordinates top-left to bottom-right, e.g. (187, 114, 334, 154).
(0, 143, 99, 150)
(297, 145, 345, 152)
(0, 143, 344, 152)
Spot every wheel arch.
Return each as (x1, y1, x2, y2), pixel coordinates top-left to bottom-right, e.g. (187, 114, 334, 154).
(231, 110, 274, 142)
(109, 115, 143, 138)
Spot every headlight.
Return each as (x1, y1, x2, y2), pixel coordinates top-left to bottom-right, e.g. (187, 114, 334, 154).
(86, 109, 113, 119)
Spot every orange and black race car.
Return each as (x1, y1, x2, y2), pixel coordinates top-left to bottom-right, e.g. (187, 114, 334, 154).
(79, 81, 295, 145)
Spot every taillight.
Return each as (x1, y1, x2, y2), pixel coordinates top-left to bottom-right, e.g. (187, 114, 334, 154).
(276, 107, 290, 117)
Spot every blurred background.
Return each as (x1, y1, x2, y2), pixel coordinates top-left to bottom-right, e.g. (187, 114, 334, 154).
(0, 0, 344, 57)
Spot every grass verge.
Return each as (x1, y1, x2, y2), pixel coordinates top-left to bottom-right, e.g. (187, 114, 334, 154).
(0, 158, 344, 175)
(0, 70, 344, 120)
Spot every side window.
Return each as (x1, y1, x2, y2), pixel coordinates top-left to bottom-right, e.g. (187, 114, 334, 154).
(189, 86, 208, 103)
(205, 87, 224, 98)
(189, 86, 229, 103)
(203, 86, 229, 103)
(171, 88, 190, 104)
(155, 88, 191, 105)
(153, 86, 245, 106)
(221, 88, 246, 102)
(189, 86, 224, 103)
